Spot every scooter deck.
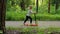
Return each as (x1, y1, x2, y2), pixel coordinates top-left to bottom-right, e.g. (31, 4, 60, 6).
(24, 24, 38, 26)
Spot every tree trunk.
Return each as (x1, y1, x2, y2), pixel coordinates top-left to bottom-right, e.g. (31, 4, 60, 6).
(11, 1, 15, 6)
(42, 0, 43, 4)
(55, 0, 59, 13)
(20, 0, 25, 11)
(0, 0, 2, 30)
(0, 0, 6, 34)
(36, 0, 38, 13)
(41, 0, 43, 9)
(34, 0, 38, 24)
(48, 0, 50, 13)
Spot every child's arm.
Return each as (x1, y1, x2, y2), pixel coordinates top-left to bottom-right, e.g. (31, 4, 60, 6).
(31, 11, 36, 14)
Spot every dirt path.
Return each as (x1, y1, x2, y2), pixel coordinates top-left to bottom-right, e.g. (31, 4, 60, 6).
(5, 21, 60, 28)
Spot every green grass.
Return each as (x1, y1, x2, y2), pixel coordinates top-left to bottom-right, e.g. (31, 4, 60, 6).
(6, 27, 60, 34)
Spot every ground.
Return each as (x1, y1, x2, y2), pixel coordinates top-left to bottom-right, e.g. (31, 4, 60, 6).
(5, 21, 60, 28)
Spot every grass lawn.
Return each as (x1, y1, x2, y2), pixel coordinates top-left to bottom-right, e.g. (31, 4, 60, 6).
(6, 27, 60, 34)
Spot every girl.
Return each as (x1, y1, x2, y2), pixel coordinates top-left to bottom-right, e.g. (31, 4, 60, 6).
(24, 5, 35, 25)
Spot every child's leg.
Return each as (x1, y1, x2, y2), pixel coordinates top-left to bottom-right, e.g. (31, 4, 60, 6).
(29, 16, 32, 24)
(24, 16, 28, 24)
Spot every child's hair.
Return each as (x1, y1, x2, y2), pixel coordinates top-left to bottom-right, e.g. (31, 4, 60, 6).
(29, 5, 32, 9)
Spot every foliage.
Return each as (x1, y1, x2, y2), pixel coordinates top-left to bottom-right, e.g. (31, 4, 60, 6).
(6, 0, 60, 21)
(6, 10, 60, 21)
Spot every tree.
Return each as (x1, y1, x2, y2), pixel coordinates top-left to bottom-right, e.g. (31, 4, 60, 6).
(48, 0, 50, 13)
(11, 1, 15, 6)
(0, 0, 6, 34)
(36, 0, 38, 13)
(55, 0, 59, 13)
(0, 0, 2, 30)
(25, 0, 32, 7)
(50, 0, 60, 13)
(20, 0, 25, 10)
(42, 0, 43, 4)
(50, 0, 55, 6)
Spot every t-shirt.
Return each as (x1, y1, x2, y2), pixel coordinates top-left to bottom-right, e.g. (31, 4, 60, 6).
(26, 9, 32, 16)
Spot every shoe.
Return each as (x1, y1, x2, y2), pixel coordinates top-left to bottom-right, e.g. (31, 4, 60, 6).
(24, 23, 25, 25)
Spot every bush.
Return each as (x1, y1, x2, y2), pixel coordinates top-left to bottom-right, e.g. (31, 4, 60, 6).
(6, 11, 60, 21)
(6, 5, 60, 21)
